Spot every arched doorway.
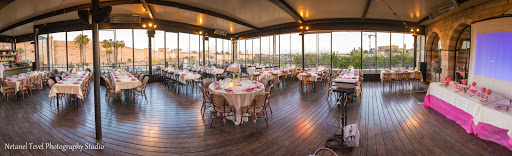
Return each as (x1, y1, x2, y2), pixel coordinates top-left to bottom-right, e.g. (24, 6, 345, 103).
(425, 31, 441, 81)
(452, 25, 471, 83)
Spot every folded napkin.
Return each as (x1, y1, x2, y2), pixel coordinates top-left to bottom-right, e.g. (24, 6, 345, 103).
(182, 74, 186, 76)
(252, 80, 257, 83)
(244, 88, 255, 91)
(78, 78, 82, 81)
(214, 81, 220, 84)
(74, 81, 79, 84)
(224, 88, 234, 91)
(257, 84, 262, 87)
(259, 71, 263, 73)
(215, 85, 221, 88)
(58, 81, 63, 83)
(193, 72, 198, 74)
(352, 77, 356, 79)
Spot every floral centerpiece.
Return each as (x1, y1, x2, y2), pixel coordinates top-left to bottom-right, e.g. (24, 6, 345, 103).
(348, 65, 354, 72)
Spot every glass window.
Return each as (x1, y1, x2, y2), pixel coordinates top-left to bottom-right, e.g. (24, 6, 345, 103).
(318, 33, 331, 68)
(261, 36, 270, 66)
(208, 37, 216, 66)
(38, 35, 48, 70)
(0, 42, 10, 50)
(190, 34, 199, 66)
(253, 38, 260, 66)
(246, 39, 253, 66)
(223, 39, 231, 65)
(99, 29, 115, 72)
(238, 40, 245, 65)
(304, 34, 317, 68)
(179, 33, 189, 68)
(152, 30, 165, 69)
(115, 29, 133, 70)
(362, 32, 376, 71)
(391, 33, 404, 68)
(377, 32, 391, 70)
(216, 38, 223, 66)
(133, 29, 148, 73)
(332, 32, 361, 69)
(291, 33, 302, 68)
(166, 32, 178, 67)
(49, 32, 66, 71)
(404, 34, 415, 68)
(274, 36, 280, 67)
(279, 34, 290, 67)
(15, 41, 35, 63)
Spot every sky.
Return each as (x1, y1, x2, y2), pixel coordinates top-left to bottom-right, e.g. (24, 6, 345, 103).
(49, 30, 415, 54)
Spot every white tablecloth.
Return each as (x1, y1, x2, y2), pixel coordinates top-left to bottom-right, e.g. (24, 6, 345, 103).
(333, 71, 359, 84)
(206, 68, 224, 75)
(209, 80, 265, 125)
(427, 82, 511, 138)
(49, 73, 89, 99)
(227, 64, 241, 73)
(111, 72, 142, 92)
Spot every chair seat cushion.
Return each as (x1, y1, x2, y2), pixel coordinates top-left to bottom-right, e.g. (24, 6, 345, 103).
(214, 106, 232, 113)
(245, 106, 264, 113)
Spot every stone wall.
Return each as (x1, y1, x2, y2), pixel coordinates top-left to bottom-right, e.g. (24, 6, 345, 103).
(425, 0, 512, 79)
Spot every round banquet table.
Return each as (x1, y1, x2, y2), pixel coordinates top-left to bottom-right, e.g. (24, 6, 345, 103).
(208, 80, 266, 125)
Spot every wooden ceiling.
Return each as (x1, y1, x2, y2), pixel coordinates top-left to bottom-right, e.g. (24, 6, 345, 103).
(0, 0, 470, 37)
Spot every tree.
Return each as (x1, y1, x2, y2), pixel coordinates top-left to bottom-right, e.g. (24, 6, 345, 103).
(101, 39, 114, 63)
(73, 34, 90, 63)
(115, 40, 125, 63)
(17, 48, 24, 60)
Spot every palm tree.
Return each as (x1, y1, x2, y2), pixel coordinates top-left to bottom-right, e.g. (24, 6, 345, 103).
(113, 40, 125, 65)
(102, 39, 113, 63)
(16, 48, 24, 60)
(73, 34, 90, 64)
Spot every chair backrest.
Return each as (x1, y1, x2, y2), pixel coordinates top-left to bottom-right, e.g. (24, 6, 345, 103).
(415, 71, 422, 80)
(211, 94, 230, 112)
(251, 93, 267, 108)
(382, 73, 391, 80)
(301, 74, 311, 83)
(1, 80, 10, 88)
(395, 73, 404, 80)
(403, 72, 411, 80)
(138, 74, 144, 81)
(198, 84, 212, 102)
(48, 79, 55, 88)
(259, 78, 268, 86)
(202, 78, 212, 87)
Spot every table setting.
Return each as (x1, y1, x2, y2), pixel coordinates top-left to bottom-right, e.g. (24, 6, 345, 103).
(208, 78, 265, 125)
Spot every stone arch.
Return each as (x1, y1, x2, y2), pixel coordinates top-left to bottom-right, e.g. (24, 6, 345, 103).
(447, 17, 474, 51)
(426, 27, 442, 51)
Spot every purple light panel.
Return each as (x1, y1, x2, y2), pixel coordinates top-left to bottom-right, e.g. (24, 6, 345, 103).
(474, 32, 512, 82)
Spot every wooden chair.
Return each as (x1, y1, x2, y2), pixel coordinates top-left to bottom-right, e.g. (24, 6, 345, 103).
(301, 74, 314, 92)
(1, 80, 16, 102)
(18, 78, 30, 100)
(106, 79, 122, 102)
(326, 75, 337, 100)
(201, 78, 213, 88)
(403, 72, 411, 87)
(210, 94, 234, 127)
(272, 73, 279, 86)
(265, 84, 274, 114)
(132, 76, 149, 102)
(251, 74, 260, 81)
(414, 71, 423, 87)
(48, 79, 57, 106)
(138, 74, 144, 82)
(243, 93, 269, 132)
(394, 73, 404, 89)
(382, 72, 392, 90)
(259, 78, 269, 87)
(199, 84, 213, 119)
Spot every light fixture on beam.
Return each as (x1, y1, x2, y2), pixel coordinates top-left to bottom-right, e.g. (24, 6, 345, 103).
(410, 26, 419, 36)
(143, 22, 157, 37)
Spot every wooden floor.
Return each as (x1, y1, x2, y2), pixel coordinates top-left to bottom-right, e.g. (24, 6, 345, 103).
(0, 80, 511, 156)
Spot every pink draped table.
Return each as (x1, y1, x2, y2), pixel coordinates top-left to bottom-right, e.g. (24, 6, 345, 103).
(425, 82, 512, 150)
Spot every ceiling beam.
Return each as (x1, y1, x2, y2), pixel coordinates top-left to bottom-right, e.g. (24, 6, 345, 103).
(361, 0, 373, 22)
(140, 0, 155, 19)
(146, 0, 258, 29)
(267, 0, 304, 23)
(0, 0, 140, 34)
(0, 0, 15, 11)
